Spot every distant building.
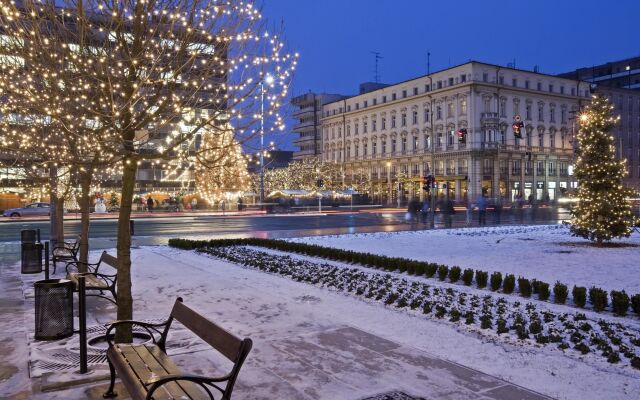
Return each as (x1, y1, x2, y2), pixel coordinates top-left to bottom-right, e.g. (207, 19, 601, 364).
(560, 57, 640, 190)
(291, 92, 347, 160)
(320, 61, 589, 204)
(248, 150, 293, 174)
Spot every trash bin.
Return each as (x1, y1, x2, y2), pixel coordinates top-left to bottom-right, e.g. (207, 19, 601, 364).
(21, 229, 39, 244)
(21, 242, 43, 274)
(34, 279, 74, 341)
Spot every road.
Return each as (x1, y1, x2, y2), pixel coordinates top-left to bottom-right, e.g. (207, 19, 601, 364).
(0, 206, 570, 243)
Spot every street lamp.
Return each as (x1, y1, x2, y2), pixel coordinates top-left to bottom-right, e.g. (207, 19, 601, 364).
(259, 73, 275, 205)
(386, 161, 391, 206)
(626, 65, 631, 88)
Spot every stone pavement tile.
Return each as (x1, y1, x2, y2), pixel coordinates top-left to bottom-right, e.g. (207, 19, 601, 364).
(327, 326, 402, 353)
(247, 341, 364, 400)
(481, 383, 552, 400)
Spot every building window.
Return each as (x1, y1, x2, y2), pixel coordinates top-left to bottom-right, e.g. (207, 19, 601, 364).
(354, 144, 359, 157)
(424, 135, 431, 149)
(526, 104, 532, 120)
(331, 128, 335, 139)
(382, 139, 387, 154)
(550, 108, 555, 123)
(346, 125, 351, 136)
(347, 105, 351, 112)
(363, 143, 368, 156)
(372, 119, 377, 131)
(383, 95, 387, 103)
(425, 84, 430, 92)
(526, 131, 532, 147)
(402, 90, 407, 98)
(538, 104, 544, 121)
(356, 103, 359, 110)
(373, 98, 377, 105)
(413, 136, 418, 150)
(391, 138, 397, 153)
(448, 77, 454, 86)
(537, 82, 542, 91)
(460, 74, 466, 83)
(483, 73, 488, 82)
(550, 133, 555, 148)
(363, 121, 368, 133)
(413, 87, 418, 95)
(412, 111, 418, 124)
(561, 108, 567, 124)
(364, 100, 368, 107)
(391, 115, 396, 128)
(372, 141, 377, 155)
(525, 80, 530, 89)
(437, 81, 443, 89)
(571, 88, 575, 96)
(338, 127, 342, 137)
(424, 109, 430, 122)
(512, 78, 518, 87)
(560, 86, 565, 94)
(401, 113, 407, 126)
(346, 146, 351, 159)
(392, 93, 397, 101)
(436, 106, 442, 120)
(448, 130, 454, 146)
(461, 99, 467, 115)
(499, 98, 506, 117)
(447, 102, 454, 118)
(381, 117, 386, 130)
(499, 76, 504, 85)
(437, 132, 443, 147)
(401, 137, 407, 153)
(355, 123, 359, 135)
(538, 134, 544, 147)
(548, 84, 553, 93)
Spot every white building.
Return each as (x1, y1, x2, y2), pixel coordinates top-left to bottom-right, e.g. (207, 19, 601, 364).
(321, 61, 590, 204)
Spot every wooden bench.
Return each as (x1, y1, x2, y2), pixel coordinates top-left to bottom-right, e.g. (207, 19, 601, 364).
(52, 235, 80, 273)
(103, 297, 252, 400)
(65, 251, 117, 305)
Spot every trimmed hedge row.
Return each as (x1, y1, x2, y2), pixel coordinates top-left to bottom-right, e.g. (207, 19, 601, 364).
(168, 237, 640, 317)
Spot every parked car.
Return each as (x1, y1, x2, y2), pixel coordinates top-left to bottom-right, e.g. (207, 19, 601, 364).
(2, 202, 52, 217)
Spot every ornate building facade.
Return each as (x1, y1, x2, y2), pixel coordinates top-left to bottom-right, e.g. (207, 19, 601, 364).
(321, 61, 590, 204)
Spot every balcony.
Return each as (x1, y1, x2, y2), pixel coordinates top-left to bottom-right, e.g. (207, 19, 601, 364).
(446, 168, 456, 175)
(458, 167, 468, 175)
(435, 168, 444, 175)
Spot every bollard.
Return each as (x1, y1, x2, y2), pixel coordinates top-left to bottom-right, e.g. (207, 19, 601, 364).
(129, 219, 135, 236)
(37, 228, 41, 243)
(44, 241, 50, 280)
(78, 275, 88, 374)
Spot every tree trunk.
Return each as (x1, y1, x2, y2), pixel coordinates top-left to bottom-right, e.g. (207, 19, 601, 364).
(78, 171, 92, 271)
(49, 167, 59, 249)
(56, 197, 64, 242)
(115, 158, 137, 343)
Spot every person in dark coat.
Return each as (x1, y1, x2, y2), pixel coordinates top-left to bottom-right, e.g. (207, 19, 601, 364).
(443, 196, 455, 228)
(146, 196, 154, 212)
(477, 194, 487, 225)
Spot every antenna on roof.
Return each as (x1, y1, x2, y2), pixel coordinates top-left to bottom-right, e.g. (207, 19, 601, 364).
(427, 51, 431, 75)
(372, 51, 383, 83)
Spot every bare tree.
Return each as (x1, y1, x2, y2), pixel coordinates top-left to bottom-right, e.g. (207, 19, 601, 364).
(0, 0, 296, 341)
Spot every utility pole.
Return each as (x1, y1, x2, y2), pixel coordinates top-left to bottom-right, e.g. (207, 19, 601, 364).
(372, 51, 383, 83)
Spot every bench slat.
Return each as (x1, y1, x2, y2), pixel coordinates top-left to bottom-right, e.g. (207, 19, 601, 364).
(116, 345, 178, 400)
(143, 345, 209, 399)
(172, 301, 242, 362)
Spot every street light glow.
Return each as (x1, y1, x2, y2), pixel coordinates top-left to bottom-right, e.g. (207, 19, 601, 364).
(265, 74, 275, 84)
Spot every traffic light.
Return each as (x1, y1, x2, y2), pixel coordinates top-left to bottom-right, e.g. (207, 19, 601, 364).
(422, 175, 433, 192)
(316, 178, 323, 188)
(512, 115, 524, 139)
(457, 128, 467, 143)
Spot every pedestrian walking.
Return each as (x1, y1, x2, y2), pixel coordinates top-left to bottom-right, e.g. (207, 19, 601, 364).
(146, 196, 154, 213)
(191, 197, 197, 211)
(420, 198, 430, 224)
(477, 193, 487, 225)
(443, 196, 454, 228)
(516, 193, 524, 223)
(494, 196, 503, 225)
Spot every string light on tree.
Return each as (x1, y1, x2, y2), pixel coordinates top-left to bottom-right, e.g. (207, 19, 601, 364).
(569, 95, 638, 245)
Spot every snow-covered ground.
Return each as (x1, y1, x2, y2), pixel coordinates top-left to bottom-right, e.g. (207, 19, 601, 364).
(291, 225, 640, 294)
(15, 244, 638, 399)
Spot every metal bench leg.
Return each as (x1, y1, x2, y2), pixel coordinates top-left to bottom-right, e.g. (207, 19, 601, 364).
(103, 358, 117, 398)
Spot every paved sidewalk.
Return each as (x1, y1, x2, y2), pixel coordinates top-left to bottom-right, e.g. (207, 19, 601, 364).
(0, 248, 552, 400)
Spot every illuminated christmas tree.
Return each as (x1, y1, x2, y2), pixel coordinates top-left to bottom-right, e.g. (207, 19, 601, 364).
(570, 95, 637, 245)
(195, 127, 250, 204)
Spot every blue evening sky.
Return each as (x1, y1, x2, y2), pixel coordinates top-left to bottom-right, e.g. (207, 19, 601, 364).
(260, 0, 639, 150)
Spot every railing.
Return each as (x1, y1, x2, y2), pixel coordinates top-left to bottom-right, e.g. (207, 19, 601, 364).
(458, 167, 468, 175)
(481, 112, 499, 119)
(446, 168, 456, 175)
(435, 168, 444, 175)
(482, 167, 493, 175)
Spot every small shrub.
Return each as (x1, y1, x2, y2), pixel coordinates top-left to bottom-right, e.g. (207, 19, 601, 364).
(449, 266, 461, 283)
(554, 282, 568, 304)
(573, 286, 587, 308)
(610, 290, 630, 316)
(632, 294, 640, 315)
(515, 323, 529, 340)
(537, 281, 550, 301)
(518, 277, 532, 298)
(462, 269, 474, 286)
(631, 357, 640, 370)
(490, 272, 503, 291)
(437, 265, 449, 281)
(588, 287, 608, 312)
(422, 302, 433, 314)
(464, 311, 475, 325)
(574, 342, 590, 355)
(532, 279, 540, 294)
(503, 274, 515, 294)
(607, 351, 621, 364)
(529, 320, 543, 335)
(476, 271, 488, 288)
(449, 308, 461, 322)
(480, 314, 492, 329)
(425, 263, 438, 278)
(435, 305, 447, 319)
(496, 319, 509, 334)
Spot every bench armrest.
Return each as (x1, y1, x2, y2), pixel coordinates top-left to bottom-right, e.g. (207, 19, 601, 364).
(65, 261, 99, 275)
(105, 319, 169, 347)
(145, 374, 230, 400)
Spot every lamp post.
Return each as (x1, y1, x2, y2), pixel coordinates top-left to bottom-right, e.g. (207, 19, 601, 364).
(259, 74, 275, 205)
(386, 161, 391, 206)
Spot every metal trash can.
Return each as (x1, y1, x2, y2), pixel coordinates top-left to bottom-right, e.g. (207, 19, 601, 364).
(21, 242, 43, 274)
(21, 229, 40, 244)
(34, 279, 74, 341)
